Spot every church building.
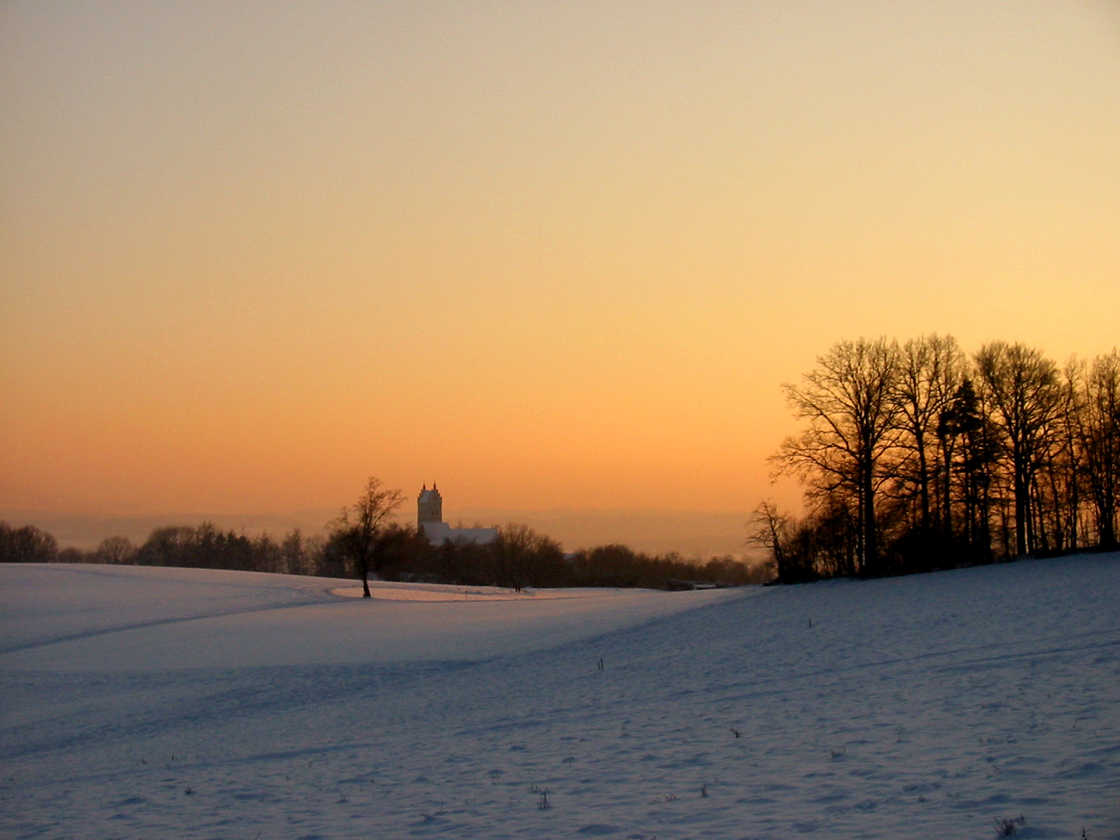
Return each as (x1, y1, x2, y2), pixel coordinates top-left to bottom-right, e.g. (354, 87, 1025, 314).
(417, 485, 499, 547)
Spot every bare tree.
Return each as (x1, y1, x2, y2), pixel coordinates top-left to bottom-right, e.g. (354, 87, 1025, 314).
(491, 524, 565, 590)
(0, 523, 59, 563)
(1081, 350, 1120, 548)
(747, 500, 794, 582)
(893, 334, 966, 538)
(96, 535, 136, 565)
(1044, 357, 1090, 552)
(774, 338, 902, 576)
(975, 342, 1061, 556)
(329, 477, 405, 597)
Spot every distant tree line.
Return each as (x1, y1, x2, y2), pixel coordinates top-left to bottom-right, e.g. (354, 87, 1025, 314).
(0, 522, 59, 564)
(1, 513, 766, 591)
(0, 520, 335, 576)
(390, 527, 764, 590)
(753, 336, 1120, 582)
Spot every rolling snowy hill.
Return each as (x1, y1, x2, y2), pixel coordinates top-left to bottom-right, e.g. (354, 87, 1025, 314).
(2, 556, 1118, 839)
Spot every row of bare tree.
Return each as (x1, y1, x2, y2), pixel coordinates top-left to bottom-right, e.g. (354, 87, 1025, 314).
(0, 521, 339, 576)
(393, 528, 765, 591)
(0, 522, 59, 563)
(2, 480, 765, 590)
(754, 336, 1119, 581)
(321, 478, 765, 592)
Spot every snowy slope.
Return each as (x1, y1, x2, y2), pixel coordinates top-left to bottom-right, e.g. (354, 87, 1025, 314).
(1, 556, 1118, 839)
(0, 564, 741, 670)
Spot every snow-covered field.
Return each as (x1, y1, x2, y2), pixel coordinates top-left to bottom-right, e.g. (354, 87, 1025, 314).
(1, 557, 1118, 840)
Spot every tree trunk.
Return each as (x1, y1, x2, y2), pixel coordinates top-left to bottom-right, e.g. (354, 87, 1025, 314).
(861, 461, 878, 575)
(916, 432, 931, 535)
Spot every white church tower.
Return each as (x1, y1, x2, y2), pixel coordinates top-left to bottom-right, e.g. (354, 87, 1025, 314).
(417, 484, 443, 528)
(416, 484, 498, 547)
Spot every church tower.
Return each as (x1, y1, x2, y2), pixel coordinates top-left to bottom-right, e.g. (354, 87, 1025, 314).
(417, 484, 443, 528)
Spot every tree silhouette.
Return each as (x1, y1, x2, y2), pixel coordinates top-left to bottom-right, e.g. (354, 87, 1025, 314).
(975, 342, 1062, 556)
(894, 334, 965, 541)
(0, 523, 58, 563)
(775, 338, 902, 576)
(329, 477, 405, 597)
(1081, 350, 1120, 548)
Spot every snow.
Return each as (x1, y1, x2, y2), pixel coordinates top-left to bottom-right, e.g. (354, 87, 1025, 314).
(2, 556, 1118, 839)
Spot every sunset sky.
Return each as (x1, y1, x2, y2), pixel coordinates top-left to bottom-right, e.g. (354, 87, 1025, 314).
(2, 2, 1118, 545)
